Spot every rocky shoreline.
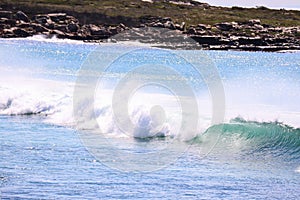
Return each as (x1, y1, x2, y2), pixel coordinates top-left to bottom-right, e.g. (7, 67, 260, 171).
(1, 10, 300, 51)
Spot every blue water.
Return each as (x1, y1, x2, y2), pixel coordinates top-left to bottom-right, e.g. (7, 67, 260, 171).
(0, 38, 300, 199)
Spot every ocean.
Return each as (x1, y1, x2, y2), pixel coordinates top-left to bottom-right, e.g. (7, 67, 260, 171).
(0, 37, 299, 199)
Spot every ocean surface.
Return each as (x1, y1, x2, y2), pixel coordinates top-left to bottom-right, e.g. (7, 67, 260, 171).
(0, 37, 300, 199)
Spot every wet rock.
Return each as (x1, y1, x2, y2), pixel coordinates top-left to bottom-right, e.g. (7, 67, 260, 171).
(16, 11, 30, 23)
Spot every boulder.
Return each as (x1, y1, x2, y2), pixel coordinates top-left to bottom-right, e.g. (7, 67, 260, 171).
(16, 11, 30, 23)
(34, 15, 50, 24)
(89, 25, 109, 36)
(67, 23, 79, 33)
(12, 27, 30, 37)
(31, 23, 48, 33)
(215, 22, 233, 31)
(45, 23, 55, 29)
(48, 13, 67, 22)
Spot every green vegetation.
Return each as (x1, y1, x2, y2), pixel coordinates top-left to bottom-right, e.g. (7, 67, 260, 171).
(1, 0, 300, 27)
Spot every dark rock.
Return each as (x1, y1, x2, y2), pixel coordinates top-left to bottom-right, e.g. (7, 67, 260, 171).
(89, 25, 110, 37)
(12, 27, 30, 37)
(215, 22, 234, 31)
(54, 25, 67, 32)
(35, 15, 50, 24)
(45, 23, 55, 29)
(67, 23, 79, 32)
(0, 11, 13, 19)
(16, 11, 29, 23)
(191, 35, 223, 45)
(151, 22, 164, 28)
(265, 38, 288, 44)
(186, 27, 196, 34)
(48, 13, 67, 23)
(238, 37, 267, 46)
(65, 33, 89, 40)
(16, 22, 31, 28)
(160, 17, 172, 23)
(0, 18, 16, 26)
(31, 23, 48, 33)
(190, 1, 209, 7)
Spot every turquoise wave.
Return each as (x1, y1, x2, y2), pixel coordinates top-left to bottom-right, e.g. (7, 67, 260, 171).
(192, 117, 300, 160)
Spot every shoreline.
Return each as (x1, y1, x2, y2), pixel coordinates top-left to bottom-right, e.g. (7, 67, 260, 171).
(3, 34, 300, 54)
(1, 6, 300, 51)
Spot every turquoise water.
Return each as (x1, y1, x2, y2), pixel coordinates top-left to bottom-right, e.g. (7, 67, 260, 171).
(0, 38, 300, 199)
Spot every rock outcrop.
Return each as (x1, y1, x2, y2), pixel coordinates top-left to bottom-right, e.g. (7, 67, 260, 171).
(0, 10, 300, 51)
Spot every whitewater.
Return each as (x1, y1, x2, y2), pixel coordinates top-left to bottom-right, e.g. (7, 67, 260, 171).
(0, 37, 299, 199)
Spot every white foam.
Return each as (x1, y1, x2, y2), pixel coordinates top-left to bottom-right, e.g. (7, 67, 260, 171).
(3, 34, 96, 45)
